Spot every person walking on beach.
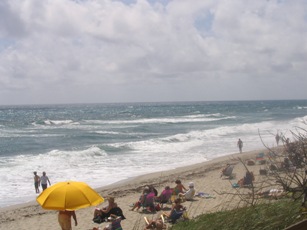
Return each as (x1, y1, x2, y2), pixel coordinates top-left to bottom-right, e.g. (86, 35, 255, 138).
(58, 210, 78, 230)
(237, 139, 243, 153)
(275, 133, 280, 145)
(40, 171, 51, 191)
(33, 171, 40, 193)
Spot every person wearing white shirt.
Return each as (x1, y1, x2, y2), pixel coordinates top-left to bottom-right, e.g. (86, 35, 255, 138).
(179, 182, 195, 201)
(40, 171, 51, 190)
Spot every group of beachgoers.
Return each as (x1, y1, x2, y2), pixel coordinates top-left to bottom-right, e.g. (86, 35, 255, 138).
(33, 171, 51, 193)
(91, 179, 196, 230)
(95, 157, 287, 230)
(220, 153, 287, 200)
(41, 143, 296, 230)
(130, 180, 195, 212)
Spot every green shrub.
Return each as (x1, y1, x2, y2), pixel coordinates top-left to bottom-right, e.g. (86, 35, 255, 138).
(171, 199, 304, 230)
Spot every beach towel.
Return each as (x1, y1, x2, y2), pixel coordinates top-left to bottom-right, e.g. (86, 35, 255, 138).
(195, 192, 216, 199)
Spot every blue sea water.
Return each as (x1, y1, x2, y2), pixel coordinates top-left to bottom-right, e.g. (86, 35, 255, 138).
(0, 100, 307, 208)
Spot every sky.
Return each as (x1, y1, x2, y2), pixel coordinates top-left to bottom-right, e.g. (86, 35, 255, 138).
(0, 0, 307, 105)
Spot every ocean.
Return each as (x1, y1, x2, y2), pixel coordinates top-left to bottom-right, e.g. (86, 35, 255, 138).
(0, 100, 307, 208)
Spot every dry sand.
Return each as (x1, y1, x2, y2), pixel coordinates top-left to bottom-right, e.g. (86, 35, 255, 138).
(0, 149, 271, 230)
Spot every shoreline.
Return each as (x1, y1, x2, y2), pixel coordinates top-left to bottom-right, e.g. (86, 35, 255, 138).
(0, 148, 270, 229)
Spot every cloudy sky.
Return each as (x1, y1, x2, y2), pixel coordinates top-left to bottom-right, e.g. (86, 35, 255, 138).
(0, 0, 306, 105)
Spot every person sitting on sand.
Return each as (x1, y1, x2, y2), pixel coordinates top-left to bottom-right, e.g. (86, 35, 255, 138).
(130, 187, 150, 211)
(172, 180, 187, 196)
(144, 215, 166, 230)
(162, 198, 186, 224)
(238, 171, 254, 187)
(155, 186, 172, 208)
(103, 214, 123, 230)
(179, 182, 195, 201)
(256, 189, 286, 199)
(147, 185, 158, 196)
(93, 196, 118, 223)
(220, 164, 234, 178)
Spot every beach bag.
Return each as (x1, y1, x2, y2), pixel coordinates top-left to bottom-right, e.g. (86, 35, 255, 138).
(247, 159, 255, 166)
(259, 169, 267, 175)
(183, 211, 189, 220)
(93, 215, 104, 224)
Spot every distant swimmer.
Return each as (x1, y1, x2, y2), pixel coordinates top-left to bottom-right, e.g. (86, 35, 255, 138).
(33, 171, 40, 193)
(237, 139, 243, 153)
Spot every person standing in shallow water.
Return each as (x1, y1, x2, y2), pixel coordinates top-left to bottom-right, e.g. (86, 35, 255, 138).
(40, 171, 51, 191)
(275, 133, 280, 145)
(237, 139, 243, 153)
(33, 171, 40, 193)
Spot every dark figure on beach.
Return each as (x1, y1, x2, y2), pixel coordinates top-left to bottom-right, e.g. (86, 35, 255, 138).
(237, 139, 243, 153)
(40, 171, 51, 191)
(33, 171, 40, 193)
(238, 171, 254, 187)
(275, 133, 280, 145)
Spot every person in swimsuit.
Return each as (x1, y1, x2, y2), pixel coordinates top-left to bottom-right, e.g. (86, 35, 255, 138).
(58, 210, 77, 230)
(33, 171, 40, 193)
(172, 180, 187, 196)
(237, 139, 243, 153)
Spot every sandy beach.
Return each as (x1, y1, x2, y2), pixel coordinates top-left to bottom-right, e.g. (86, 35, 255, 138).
(0, 149, 269, 230)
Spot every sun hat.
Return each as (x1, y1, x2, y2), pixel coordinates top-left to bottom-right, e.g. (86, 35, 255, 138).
(188, 182, 194, 187)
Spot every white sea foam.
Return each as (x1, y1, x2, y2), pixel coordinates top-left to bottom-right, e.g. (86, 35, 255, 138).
(84, 115, 235, 125)
(44, 119, 76, 125)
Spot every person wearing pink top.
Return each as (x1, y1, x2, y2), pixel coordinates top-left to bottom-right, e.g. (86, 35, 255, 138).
(156, 186, 172, 208)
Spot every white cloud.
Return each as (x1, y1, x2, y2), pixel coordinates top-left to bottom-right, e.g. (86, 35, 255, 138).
(0, 0, 306, 105)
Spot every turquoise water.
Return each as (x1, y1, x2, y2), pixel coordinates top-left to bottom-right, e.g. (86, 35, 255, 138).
(0, 100, 306, 207)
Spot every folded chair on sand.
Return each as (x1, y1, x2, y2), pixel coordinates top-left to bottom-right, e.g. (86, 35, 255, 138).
(163, 209, 189, 224)
(221, 165, 235, 179)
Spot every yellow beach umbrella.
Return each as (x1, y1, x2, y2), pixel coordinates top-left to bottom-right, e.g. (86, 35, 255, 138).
(36, 181, 104, 211)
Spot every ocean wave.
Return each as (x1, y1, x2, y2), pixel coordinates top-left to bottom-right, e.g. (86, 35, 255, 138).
(296, 106, 307, 110)
(32, 119, 79, 126)
(48, 146, 107, 158)
(84, 115, 236, 125)
(44, 119, 78, 125)
(290, 115, 307, 126)
(105, 117, 307, 158)
(94, 131, 121, 135)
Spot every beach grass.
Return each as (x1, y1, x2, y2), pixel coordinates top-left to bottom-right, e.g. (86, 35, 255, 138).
(171, 199, 303, 230)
